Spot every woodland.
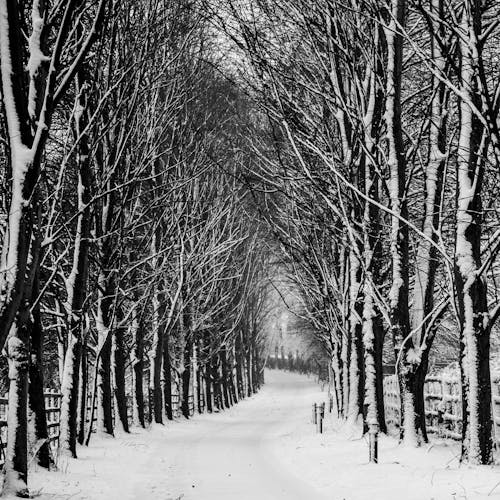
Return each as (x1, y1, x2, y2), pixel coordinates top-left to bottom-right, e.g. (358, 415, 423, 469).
(0, 0, 500, 497)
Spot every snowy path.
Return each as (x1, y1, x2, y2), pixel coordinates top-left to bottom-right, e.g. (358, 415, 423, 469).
(141, 369, 327, 500)
(31, 369, 500, 500)
(33, 370, 327, 500)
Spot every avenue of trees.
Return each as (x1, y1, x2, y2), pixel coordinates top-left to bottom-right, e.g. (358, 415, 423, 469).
(0, 1, 269, 496)
(1, 0, 500, 496)
(220, 0, 500, 466)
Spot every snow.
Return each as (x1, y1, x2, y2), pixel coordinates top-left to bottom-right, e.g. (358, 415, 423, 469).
(27, 1, 50, 119)
(25, 370, 500, 499)
(0, 1, 35, 281)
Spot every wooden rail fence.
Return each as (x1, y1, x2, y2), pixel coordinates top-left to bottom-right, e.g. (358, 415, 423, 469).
(384, 374, 500, 444)
(0, 390, 195, 466)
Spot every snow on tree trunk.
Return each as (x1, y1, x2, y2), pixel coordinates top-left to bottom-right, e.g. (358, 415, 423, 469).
(455, 1, 492, 464)
(59, 69, 92, 456)
(340, 332, 349, 418)
(361, 41, 386, 434)
(229, 342, 238, 406)
(383, 0, 415, 446)
(396, 0, 447, 445)
(362, 285, 384, 433)
(77, 338, 88, 445)
(331, 344, 343, 418)
(3, 323, 30, 498)
(347, 251, 364, 424)
(58, 334, 82, 457)
(57, 333, 66, 388)
(0, 0, 41, 358)
(94, 173, 117, 438)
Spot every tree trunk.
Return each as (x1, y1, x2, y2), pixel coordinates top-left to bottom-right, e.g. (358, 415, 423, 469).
(396, 0, 448, 444)
(214, 356, 223, 409)
(181, 337, 192, 418)
(331, 344, 343, 418)
(3, 314, 30, 498)
(246, 348, 253, 398)
(28, 278, 53, 469)
(162, 330, 173, 421)
(383, 0, 413, 446)
(192, 335, 199, 411)
(235, 333, 244, 400)
(348, 250, 364, 424)
(455, 1, 492, 463)
(205, 361, 213, 413)
(362, 287, 385, 434)
(220, 346, 231, 409)
(229, 343, 238, 406)
(59, 335, 82, 457)
(77, 339, 88, 445)
(60, 68, 93, 456)
(149, 284, 164, 424)
(251, 344, 260, 392)
(0, 0, 44, 358)
(112, 326, 129, 433)
(96, 330, 113, 436)
(195, 342, 204, 413)
(131, 315, 145, 427)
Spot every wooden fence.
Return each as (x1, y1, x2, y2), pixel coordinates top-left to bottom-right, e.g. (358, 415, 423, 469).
(384, 374, 500, 444)
(171, 394, 196, 417)
(0, 390, 195, 466)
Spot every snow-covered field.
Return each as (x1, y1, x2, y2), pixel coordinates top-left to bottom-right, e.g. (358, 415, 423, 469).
(30, 370, 500, 499)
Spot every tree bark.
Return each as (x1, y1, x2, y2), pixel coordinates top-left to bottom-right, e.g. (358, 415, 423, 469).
(60, 69, 94, 454)
(77, 338, 88, 445)
(348, 251, 364, 424)
(3, 312, 30, 497)
(455, 0, 492, 463)
(162, 330, 173, 421)
(28, 276, 53, 469)
(112, 325, 129, 433)
(131, 315, 145, 427)
(220, 345, 231, 409)
(96, 328, 113, 436)
(181, 335, 192, 418)
(205, 360, 213, 413)
(149, 279, 164, 424)
(383, 0, 414, 445)
(235, 332, 245, 400)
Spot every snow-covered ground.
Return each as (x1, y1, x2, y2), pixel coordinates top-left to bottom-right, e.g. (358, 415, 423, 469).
(30, 370, 500, 499)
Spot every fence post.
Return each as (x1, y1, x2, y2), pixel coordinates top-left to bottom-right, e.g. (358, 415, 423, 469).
(312, 403, 317, 424)
(368, 422, 379, 463)
(316, 403, 324, 434)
